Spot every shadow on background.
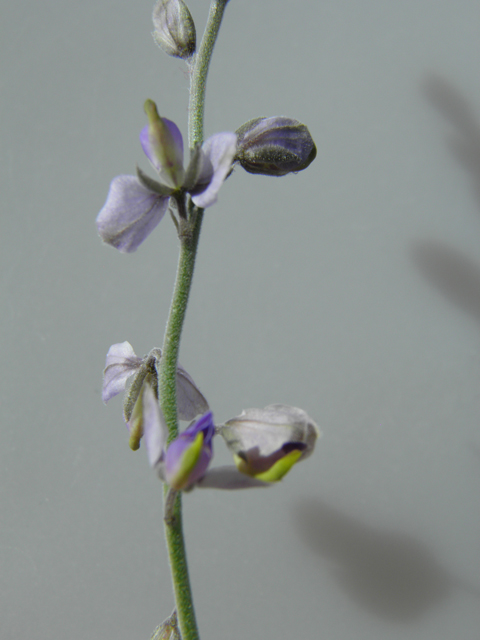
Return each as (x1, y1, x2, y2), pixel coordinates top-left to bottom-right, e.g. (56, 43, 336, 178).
(423, 73, 480, 210)
(294, 497, 468, 622)
(411, 240, 480, 323)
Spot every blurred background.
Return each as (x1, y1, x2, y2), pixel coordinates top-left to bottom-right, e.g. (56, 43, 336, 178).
(2, 1, 480, 638)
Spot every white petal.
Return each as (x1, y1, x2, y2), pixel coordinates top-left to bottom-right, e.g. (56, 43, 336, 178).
(196, 466, 271, 489)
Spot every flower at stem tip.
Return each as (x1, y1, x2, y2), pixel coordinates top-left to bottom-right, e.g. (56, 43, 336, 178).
(96, 100, 237, 253)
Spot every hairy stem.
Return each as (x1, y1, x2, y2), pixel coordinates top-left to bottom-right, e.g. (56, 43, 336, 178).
(188, 0, 230, 148)
(158, 1, 230, 639)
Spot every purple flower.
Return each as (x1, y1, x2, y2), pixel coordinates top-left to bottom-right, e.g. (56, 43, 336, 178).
(102, 341, 209, 422)
(96, 100, 237, 253)
(141, 387, 215, 490)
(128, 383, 274, 491)
(163, 412, 215, 490)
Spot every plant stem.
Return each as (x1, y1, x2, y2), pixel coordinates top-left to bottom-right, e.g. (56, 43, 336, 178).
(158, 224, 202, 443)
(188, 0, 230, 148)
(159, 2, 230, 639)
(159, 221, 202, 640)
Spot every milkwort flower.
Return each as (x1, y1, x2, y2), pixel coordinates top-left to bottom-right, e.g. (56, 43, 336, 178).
(140, 384, 215, 491)
(96, 100, 237, 252)
(101, 342, 269, 490)
(139, 386, 270, 491)
(102, 341, 209, 425)
(218, 404, 320, 482)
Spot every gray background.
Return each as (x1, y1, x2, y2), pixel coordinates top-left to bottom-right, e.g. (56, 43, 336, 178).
(2, 1, 480, 638)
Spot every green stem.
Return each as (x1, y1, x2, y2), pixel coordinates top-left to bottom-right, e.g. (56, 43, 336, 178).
(188, 0, 230, 148)
(159, 219, 202, 640)
(162, 488, 196, 639)
(158, 2, 230, 639)
(158, 222, 202, 442)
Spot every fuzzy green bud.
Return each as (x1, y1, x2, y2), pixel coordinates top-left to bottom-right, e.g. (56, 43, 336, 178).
(152, 0, 196, 60)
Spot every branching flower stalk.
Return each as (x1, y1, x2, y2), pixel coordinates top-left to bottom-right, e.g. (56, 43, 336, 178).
(96, 1, 319, 638)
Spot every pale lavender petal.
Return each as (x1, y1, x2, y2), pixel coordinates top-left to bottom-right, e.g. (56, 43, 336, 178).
(102, 341, 142, 403)
(142, 384, 168, 468)
(196, 466, 271, 489)
(176, 363, 209, 421)
(96, 175, 169, 252)
(149, 349, 210, 421)
(191, 132, 237, 208)
(140, 119, 185, 183)
(185, 146, 213, 195)
(220, 404, 320, 470)
(220, 416, 296, 457)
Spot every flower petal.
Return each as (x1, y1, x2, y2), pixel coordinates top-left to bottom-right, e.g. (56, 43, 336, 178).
(191, 132, 237, 208)
(140, 116, 185, 188)
(222, 404, 319, 459)
(96, 175, 170, 252)
(102, 341, 143, 403)
(196, 466, 271, 489)
(142, 383, 168, 468)
(220, 404, 320, 480)
(147, 348, 210, 420)
(163, 411, 215, 489)
(176, 363, 210, 420)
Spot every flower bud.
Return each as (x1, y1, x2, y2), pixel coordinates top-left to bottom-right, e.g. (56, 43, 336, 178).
(152, 0, 196, 60)
(142, 99, 185, 189)
(234, 117, 316, 176)
(126, 376, 158, 451)
(219, 404, 320, 482)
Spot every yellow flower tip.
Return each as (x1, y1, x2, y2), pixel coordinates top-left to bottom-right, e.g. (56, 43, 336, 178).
(235, 449, 303, 483)
(169, 431, 204, 491)
(128, 420, 143, 451)
(233, 453, 250, 477)
(127, 389, 144, 451)
(144, 98, 160, 121)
